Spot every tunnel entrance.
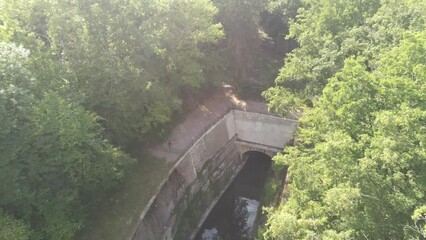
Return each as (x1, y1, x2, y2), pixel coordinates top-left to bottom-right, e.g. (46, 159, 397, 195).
(195, 151, 272, 240)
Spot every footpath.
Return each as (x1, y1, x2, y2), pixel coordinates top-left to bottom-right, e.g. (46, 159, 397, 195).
(149, 84, 269, 163)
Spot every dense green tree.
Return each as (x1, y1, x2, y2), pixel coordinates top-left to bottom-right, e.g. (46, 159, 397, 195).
(262, 0, 426, 238)
(0, 1, 227, 238)
(212, 0, 267, 87)
(0, 43, 36, 207)
(0, 42, 133, 240)
(0, 0, 65, 93)
(1, 0, 224, 146)
(260, 0, 301, 52)
(263, 28, 426, 239)
(0, 209, 31, 240)
(20, 92, 132, 240)
(263, 0, 425, 115)
(412, 206, 426, 238)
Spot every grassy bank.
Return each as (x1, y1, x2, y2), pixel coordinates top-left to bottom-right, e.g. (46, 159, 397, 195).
(253, 162, 288, 240)
(77, 152, 172, 240)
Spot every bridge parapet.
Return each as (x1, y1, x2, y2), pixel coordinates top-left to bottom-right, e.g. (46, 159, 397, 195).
(233, 110, 298, 149)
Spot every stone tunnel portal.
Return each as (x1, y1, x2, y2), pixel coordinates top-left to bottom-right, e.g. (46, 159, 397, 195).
(131, 110, 297, 240)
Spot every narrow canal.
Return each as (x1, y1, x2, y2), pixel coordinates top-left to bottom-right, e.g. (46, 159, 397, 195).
(195, 152, 272, 240)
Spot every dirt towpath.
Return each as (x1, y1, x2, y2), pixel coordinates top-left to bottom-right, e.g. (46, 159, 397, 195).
(149, 84, 269, 163)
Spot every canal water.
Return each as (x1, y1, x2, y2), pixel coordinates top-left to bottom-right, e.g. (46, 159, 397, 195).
(195, 152, 272, 240)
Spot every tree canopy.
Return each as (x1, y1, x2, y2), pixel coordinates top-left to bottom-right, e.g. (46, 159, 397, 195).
(0, 42, 133, 239)
(0, 208, 31, 240)
(2, 0, 425, 239)
(1, 0, 224, 146)
(263, 0, 426, 239)
(0, 0, 224, 239)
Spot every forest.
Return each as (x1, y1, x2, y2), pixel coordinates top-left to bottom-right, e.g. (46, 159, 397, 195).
(0, 0, 425, 239)
(263, 0, 426, 239)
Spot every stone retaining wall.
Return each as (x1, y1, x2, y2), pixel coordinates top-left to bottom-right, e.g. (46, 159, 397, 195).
(131, 111, 297, 240)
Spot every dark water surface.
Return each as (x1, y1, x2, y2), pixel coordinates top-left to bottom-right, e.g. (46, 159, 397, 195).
(195, 152, 272, 240)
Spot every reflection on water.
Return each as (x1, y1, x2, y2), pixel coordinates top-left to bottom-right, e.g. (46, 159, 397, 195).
(200, 197, 251, 240)
(195, 152, 271, 240)
(243, 197, 260, 234)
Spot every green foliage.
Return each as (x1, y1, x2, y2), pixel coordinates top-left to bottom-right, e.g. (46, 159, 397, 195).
(261, 0, 301, 51)
(212, 0, 267, 86)
(0, 209, 31, 240)
(264, 27, 426, 239)
(263, 0, 426, 238)
(1, 0, 224, 146)
(411, 206, 426, 238)
(0, 0, 228, 238)
(263, 0, 426, 114)
(1, 92, 133, 239)
(0, 42, 133, 239)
